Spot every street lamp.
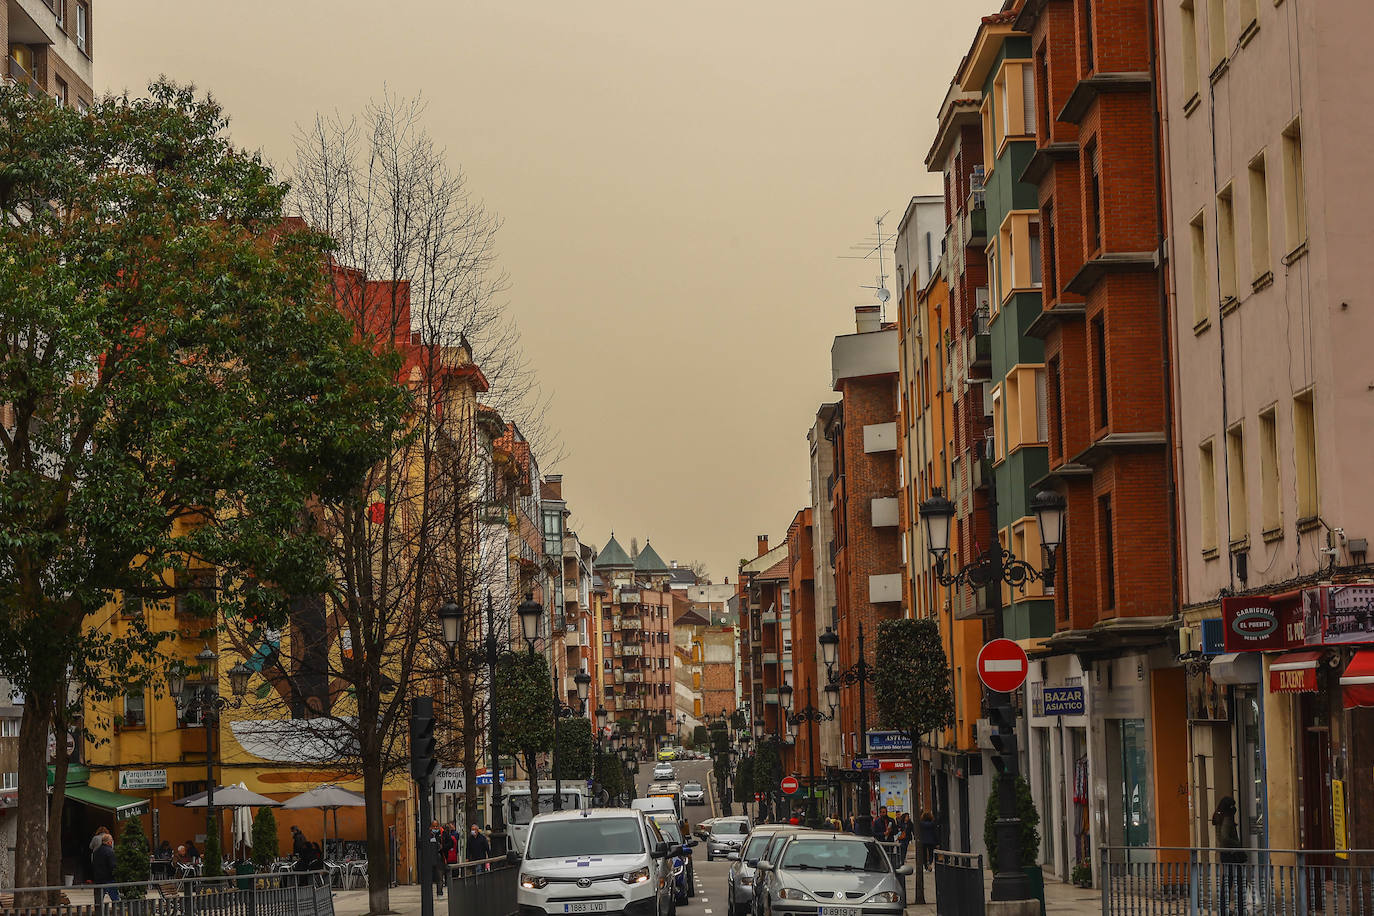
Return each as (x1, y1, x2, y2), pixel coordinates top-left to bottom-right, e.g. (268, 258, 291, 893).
(517, 593, 543, 649)
(825, 622, 878, 836)
(918, 489, 1066, 590)
(168, 645, 249, 863)
(785, 680, 834, 828)
(438, 597, 462, 649)
(550, 664, 587, 811)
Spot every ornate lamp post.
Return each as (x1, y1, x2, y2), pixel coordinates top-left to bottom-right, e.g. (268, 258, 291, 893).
(168, 646, 250, 862)
(782, 679, 834, 828)
(593, 706, 609, 807)
(918, 488, 1066, 902)
(820, 624, 877, 835)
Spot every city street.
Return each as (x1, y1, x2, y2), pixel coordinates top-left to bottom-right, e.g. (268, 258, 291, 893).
(634, 756, 733, 916)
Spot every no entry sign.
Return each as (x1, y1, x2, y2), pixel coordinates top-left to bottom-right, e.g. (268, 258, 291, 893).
(977, 638, 1029, 694)
(781, 775, 800, 795)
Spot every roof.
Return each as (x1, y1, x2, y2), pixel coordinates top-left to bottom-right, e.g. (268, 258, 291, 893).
(675, 606, 710, 627)
(594, 534, 633, 569)
(668, 568, 697, 586)
(634, 540, 670, 573)
(757, 555, 790, 581)
(741, 542, 789, 575)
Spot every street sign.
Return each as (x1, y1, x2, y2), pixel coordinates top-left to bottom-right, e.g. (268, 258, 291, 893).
(435, 768, 465, 795)
(977, 638, 1029, 694)
(780, 775, 800, 795)
(850, 758, 881, 771)
(866, 731, 913, 754)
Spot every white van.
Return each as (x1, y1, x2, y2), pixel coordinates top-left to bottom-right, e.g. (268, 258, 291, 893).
(503, 783, 590, 854)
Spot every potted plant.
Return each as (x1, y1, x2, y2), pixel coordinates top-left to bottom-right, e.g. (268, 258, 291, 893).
(1071, 862, 1092, 888)
(984, 775, 1044, 914)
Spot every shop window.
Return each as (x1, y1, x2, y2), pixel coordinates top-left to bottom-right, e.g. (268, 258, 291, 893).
(1180, 0, 1200, 103)
(1248, 152, 1272, 281)
(1259, 407, 1281, 535)
(1226, 421, 1248, 546)
(1199, 439, 1219, 554)
(1282, 119, 1307, 253)
(1294, 389, 1318, 522)
(1189, 210, 1209, 329)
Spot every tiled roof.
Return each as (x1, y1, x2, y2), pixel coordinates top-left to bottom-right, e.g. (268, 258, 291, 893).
(594, 534, 633, 569)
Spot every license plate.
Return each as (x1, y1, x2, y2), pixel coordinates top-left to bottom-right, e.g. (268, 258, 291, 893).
(562, 904, 608, 913)
(820, 907, 860, 916)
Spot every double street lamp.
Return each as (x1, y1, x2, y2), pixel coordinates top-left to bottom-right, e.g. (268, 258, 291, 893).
(818, 623, 876, 835)
(780, 680, 834, 828)
(168, 646, 251, 857)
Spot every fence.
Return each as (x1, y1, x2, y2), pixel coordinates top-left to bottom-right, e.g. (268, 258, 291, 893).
(1101, 847, 1374, 915)
(933, 850, 984, 916)
(0, 871, 333, 916)
(446, 856, 518, 916)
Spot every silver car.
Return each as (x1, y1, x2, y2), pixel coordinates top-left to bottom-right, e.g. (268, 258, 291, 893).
(726, 825, 805, 916)
(755, 832, 911, 916)
(705, 815, 749, 860)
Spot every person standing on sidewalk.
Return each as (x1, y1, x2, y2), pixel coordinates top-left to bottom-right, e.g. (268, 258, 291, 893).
(895, 813, 913, 863)
(918, 811, 939, 872)
(92, 833, 119, 906)
(1213, 797, 1246, 914)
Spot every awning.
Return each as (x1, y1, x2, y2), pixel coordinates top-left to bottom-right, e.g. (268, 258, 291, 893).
(1341, 651, 1374, 709)
(1270, 650, 1324, 693)
(64, 783, 150, 821)
(1211, 652, 1263, 685)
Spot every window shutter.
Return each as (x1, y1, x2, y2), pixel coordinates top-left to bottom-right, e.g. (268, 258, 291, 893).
(1022, 64, 1037, 135)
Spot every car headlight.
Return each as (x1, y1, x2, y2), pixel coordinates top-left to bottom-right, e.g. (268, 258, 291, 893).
(777, 888, 815, 901)
(621, 867, 651, 885)
(740, 875, 753, 886)
(519, 874, 548, 889)
(866, 891, 901, 903)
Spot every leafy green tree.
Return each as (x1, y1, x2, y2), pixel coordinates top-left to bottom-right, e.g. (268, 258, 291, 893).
(494, 651, 555, 807)
(984, 775, 1040, 870)
(554, 717, 593, 780)
(113, 818, 150, 897)
(692, 725, 708, 748)
(735, 753, 755, 799)
(729, 708, 747, 730)
(203, 818, 224, 879)
(0, 81, 405, 893)
(595, 750, 624, 802)
(251, 807, 280, 867)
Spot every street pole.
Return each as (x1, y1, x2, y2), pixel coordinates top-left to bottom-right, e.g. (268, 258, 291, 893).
(204, 708, 216, 865)
(553, 663, 563, 811)
(486, 593, 507, 857)
(855, 623, 872, 837)
(807, 699, 818, 827)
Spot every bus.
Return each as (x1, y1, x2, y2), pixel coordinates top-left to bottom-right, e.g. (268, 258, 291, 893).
(645, 781, 683, 821)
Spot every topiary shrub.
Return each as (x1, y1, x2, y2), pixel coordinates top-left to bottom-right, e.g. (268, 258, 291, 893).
(252, 807, 280, 867)
(203, 817, 224, 878)
(983, 775, 1040, 870)
(113, 818, 150, 897)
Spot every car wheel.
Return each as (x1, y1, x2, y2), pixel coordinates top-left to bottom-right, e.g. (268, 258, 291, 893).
(706, 852, 713, 862)
(687, 867, 696, 898)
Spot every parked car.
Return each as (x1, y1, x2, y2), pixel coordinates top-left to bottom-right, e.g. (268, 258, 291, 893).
(647, 812, 699, 904)
(754, 832, 911, 916)
(705, 816, 750, 861)
(682, 783, 706, 806)
(695, 818, 717, 841)
(517, 809, 681, 916)
(747, 829, 813, 916)
(726, 825, 805, 916)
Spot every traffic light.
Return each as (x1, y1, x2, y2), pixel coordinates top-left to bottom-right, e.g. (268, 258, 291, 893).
(988, 701, 1018, 778)
(410, 696, 438, 784)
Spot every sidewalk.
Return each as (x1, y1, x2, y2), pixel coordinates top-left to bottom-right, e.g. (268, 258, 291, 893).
(332, 883, 425, 916)
(902, 870, 1100, 915)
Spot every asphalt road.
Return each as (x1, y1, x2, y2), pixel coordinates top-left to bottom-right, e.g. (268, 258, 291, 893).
(636, 756, 738, 916)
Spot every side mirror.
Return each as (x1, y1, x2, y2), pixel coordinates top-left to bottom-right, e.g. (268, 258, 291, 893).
(653, 842, 671, 859)
(671, 845, 685, 858)
(686, 839, 699, 848)
(726, 853, 741, 862)
(896, 865, 914, 875)
(756, 861, 774, 872)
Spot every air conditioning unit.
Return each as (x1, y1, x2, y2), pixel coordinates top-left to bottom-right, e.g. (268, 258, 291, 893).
(975, 718, 994, 749)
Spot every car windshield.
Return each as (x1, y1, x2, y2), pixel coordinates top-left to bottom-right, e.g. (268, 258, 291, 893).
(779, 839, 889, 873)
(684, 783, 702, 792)
(649, 817, 683, 843)
(526, 818, 645, 859)
(742, 834, 776, 861)
(507, 792, 583, 825)
(712, 821, 747, 835)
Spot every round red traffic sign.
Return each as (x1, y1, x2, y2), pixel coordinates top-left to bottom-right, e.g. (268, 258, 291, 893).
(977, 638, 1030, 694)
(780, 775, 800, 795)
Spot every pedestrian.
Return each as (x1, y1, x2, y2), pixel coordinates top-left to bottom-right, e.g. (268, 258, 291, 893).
(1212, 796, 1246, 914)
(466, 824, 491, 863)
(443, 824, 460, 865)
(295, 841, 324, 886)
(185, 839, 200, 863)
(291, 825, 308, 861)
(873, 806, 894, 842)
(88, 826, 111, 881)
(896, 813, 913, 863)
(429, 821, 446, 897)
(918, 811, 939, 872)
(92, 833, 119, 906)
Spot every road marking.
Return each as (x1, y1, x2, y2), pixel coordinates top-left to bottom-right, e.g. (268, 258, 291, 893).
(705, 909, 713, 913)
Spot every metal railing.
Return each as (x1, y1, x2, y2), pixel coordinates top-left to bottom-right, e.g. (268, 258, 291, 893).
(933, 850, 985, 916)
(1101, 846, 1374, 916)
(446, 855, 518, 916)
(0, 870, 333, 916)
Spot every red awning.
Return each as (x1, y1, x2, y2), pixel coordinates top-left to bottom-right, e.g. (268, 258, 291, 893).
(1270, 650, 1324, 693)
(1341, 651, 1374, 709)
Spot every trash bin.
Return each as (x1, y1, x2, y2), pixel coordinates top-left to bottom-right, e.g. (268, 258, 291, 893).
(236, 860, 256, 891)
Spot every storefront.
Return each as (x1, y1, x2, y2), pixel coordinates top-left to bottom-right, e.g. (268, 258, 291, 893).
(1026, 653, 1091, 883)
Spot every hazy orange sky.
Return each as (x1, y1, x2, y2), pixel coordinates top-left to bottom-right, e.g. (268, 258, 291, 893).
(102, 2, 984, 583)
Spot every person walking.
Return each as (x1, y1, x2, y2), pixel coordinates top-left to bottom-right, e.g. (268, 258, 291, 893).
(918, 811, 939, 872)
(291, 825, 308, 861)
(895, 813, 913, 863)
(466, 824, 492, 866)
(92, 833, 119, 906)
(88, 826, 111, 882)
(1213, 796, 1246, 915)
(429, 821, 446, 898)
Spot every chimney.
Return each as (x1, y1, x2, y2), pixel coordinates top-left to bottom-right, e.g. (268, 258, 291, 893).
(757, 535, 769, 557)
(855, 304, 882, 334)
(543, 474, 563, 499)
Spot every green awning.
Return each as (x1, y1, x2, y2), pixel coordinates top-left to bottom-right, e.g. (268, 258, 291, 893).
(64, 783, 150, 821)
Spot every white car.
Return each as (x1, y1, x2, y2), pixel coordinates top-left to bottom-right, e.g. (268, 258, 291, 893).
(681, 783, 705, 806)
(653, 763, 676, 781)
(518, 809, 680, 916)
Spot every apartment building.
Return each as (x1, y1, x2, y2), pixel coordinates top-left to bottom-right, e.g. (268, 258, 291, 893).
(807, 408, 842, 772)
(739, 537, 791, 769)
(5, 0, 93, 111)
(1157, 0, 1374, 853)
(593, 536, 677, 742)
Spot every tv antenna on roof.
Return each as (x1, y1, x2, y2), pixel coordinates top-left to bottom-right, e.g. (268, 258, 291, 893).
(840, 212, 893, 320)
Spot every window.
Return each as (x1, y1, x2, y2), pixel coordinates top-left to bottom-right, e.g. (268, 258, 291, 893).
(991, 385, 1005, 462)
(1217, 184, 1238, 306)
(1048, 358, 1064, 460)
(603, 632, 611, 645)
(54, 77, 68, 107)
(1099, 495, 1115, 609)
(76, 97, 89, 114)
(1036, 47, 1051, 141)
(54, 0, 65, 29)
(1180, 1, 1200, 102)
(1002, 365, 1048, 454)
(1208, 0, 1227, 71)
(123, 690, 146, 728)
(987, 239, 1001, 310)
(1029, 220, 1043, 286)
(1248, 153, 1271, 280)
(993, 61, 1036, 144)
(1041, 202, 1058, 296)
(1226, 422, 1248, 545)
(1, 773, 16, 790)
(1189, 210, 1209, 327)
(1082, 0, 1096, 73)
(1259, 407, 1280, 534)
(542, 509, 562, 556)
(0, 719, 17, 738)
(1092, 315, 1109, 430)
(1087, 141, 1103, 253)
(177, 685, 213, 727)
(1199, 440, 1218, 553)
(1294, 390, 1318, 521)
(981, 98, 996, 176)
(997, 212, 1042, 301)
(76, 1, 89, 53)
(1282, 119, 1307, 252)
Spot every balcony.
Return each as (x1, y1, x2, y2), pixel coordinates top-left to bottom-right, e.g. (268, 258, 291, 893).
(763, 690, 780, 705)
(6, 58, 46, 100)
(613, 670, 624, 684)
(479, 501, 509, 525)
(563, 584, 580, 605)
(871, 497, 899, 528)
(624, 672, 643, 683)
(564, 632, 581, 648)
(621, 645, 642, 657)
(963, 203, 987, 249)
(759, 612, 778, 624)
(869, 573, 902, 604)
(762, 652, 779, 664)
(622, 698, 643, 710)
(617, 617, 643, 630)
(618, 589, 640, 605)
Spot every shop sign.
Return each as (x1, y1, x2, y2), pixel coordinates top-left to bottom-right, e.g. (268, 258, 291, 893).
(1222, 595, 1304, 651)
(119, 769, 167, 790)
(1334, 779, 1348, 860)
(1303, 585, 1374, 646)
(435, 768, 465, 795)
(1270, 665, 1318, 693)
(1042, 686, 1084, 716)
(866, 731, 913, 754)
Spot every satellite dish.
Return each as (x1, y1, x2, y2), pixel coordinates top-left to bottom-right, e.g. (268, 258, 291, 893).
(877, 287, 891, 303)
